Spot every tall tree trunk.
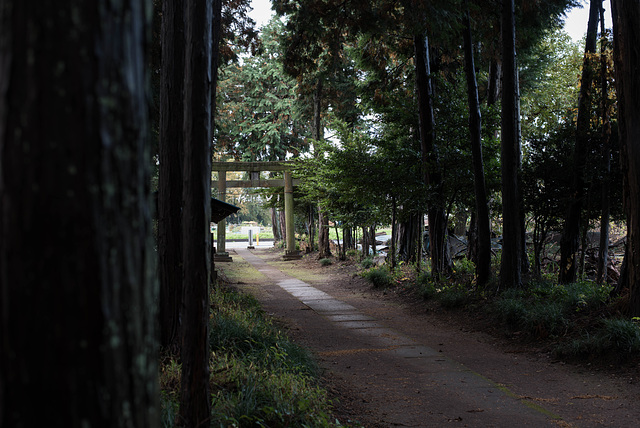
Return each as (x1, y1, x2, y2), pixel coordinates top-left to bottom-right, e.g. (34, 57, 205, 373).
(397, 214, 421, 263)
(279, 209, 287, 242)
(307, 205, 315, 251)
(271, 207, 282, 242)
(179, 0, 215, 425)
(313, 79, 331, 259)
(335, 223, 343, 260)
(159, 0, 185, 355)
(318, 211, 331, 258)
(391, 196, 398, 269)
(559, 0, 601, 284)
(0, 1, 158, 425)
(500, 0, 524, 288)
(467, 211, 478, 262)
(370, 224, 377, 254)
(596, 4, 612, 284)
(487, 58, 502, 105)
(344, 227, 353, 250)
(362, 226, 370, 257)
(463, 6, 492, 286)
(611, 0, 640, 316)
(414, 33, 450, 275)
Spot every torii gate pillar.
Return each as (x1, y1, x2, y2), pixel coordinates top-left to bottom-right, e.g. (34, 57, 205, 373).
(214, 171, 233, 262)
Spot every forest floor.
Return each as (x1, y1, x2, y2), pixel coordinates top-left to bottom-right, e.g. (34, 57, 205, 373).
(216, 247, 640, 427)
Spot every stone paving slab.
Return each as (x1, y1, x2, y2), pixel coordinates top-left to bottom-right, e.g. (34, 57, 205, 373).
(325, 314, 375, 322)
(302, 299, 358, 313)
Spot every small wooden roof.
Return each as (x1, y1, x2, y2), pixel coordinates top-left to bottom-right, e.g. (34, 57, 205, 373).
(153, 192, 239, 223)
(210, 198, 240, 223)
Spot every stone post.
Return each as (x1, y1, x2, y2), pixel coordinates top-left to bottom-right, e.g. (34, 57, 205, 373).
(216, 171, 228, 256)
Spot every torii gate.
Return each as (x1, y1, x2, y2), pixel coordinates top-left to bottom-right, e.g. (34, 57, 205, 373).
(211, 161, 301, 261)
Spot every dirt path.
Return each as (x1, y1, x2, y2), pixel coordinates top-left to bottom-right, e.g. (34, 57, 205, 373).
(218, 248, 640, 427)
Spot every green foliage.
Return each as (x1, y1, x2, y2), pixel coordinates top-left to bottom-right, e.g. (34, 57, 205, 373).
(492, 296, 528, 325)
(346, 249, 359, 259)
(360, 256, 374, 269)
(361, 266, 394, 288)
(489, 281, 611, 338)
(216, 18, 311, 162)
(453, 258, 476, 275)
(437, 285, 470, 309)
(415, 271, 436, 298)
(319, 258, 333, 266)
(160, 286, 344, 427)
(555, 318, 640, 360)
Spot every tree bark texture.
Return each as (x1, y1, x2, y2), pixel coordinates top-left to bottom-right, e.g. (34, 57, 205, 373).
(0, 0, 158, 426)
(179, 0, 214, 425)
(318, 210, 331, 258)
(611, 0, 640, 316)
(559, 0, 601, 284)
(159, 0, 185, 354)
(279, 209, 287, 242)
(313, 79, 331, 259)
(463, 7, 492, 286)
(271, 207, 282, 242)
(397, 214, 422, 263)
(414, 33, 450, 275)
(308, 206, 316, 251)
(596, 4, 612, 284)
(500, 0, 523, 288)
(487, 59, 502, 106)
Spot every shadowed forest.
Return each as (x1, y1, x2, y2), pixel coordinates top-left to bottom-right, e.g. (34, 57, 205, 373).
(2, 0, 640, 426)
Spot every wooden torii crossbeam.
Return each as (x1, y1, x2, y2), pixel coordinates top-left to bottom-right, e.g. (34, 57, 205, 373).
(211, 161, 301, 261)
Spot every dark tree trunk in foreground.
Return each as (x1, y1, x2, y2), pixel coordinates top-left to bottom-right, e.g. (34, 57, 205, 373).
(159, 0, 185, 354)
(611, 0, 640, 316)
(414, 33, 450, 275)
(500, 0, 523, 288)
(559, 0, 601, 284)
(596, 4, 612, 284)
(463, 7, 492, 286)
(179, 0, 216, 425)
(0, 1, 158, 426)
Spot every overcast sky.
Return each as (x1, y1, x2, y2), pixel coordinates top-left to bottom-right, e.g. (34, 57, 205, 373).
(248, 0, 611, 43)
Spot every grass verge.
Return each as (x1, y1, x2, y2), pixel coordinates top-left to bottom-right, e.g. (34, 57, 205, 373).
(358, 255, 640, 364)
(160, 285, 349, 427)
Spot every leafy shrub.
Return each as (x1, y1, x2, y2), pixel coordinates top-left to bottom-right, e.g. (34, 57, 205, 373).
(319, 258, 333, 266)
(360, 256, 374, 269)
(453, 258, 475, 275)
(491, 297, 528, 327)
(346, 249, 359, 259)
(600, 318, 640, 353)
(361, 266, 393, 288)
(522, 301, 567, 336)
(490, 281, 611, 338)
(555, 318, 640, 360)
(530, 280, 611, 313)
(437, 285, 469, 308)
(418, 284, 437, 300)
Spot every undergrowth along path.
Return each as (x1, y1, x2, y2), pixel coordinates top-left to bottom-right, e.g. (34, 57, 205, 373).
(220, 248, 640, 427)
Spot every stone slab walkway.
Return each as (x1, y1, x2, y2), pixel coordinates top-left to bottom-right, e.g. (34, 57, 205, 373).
(231, 248, 563, 427)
